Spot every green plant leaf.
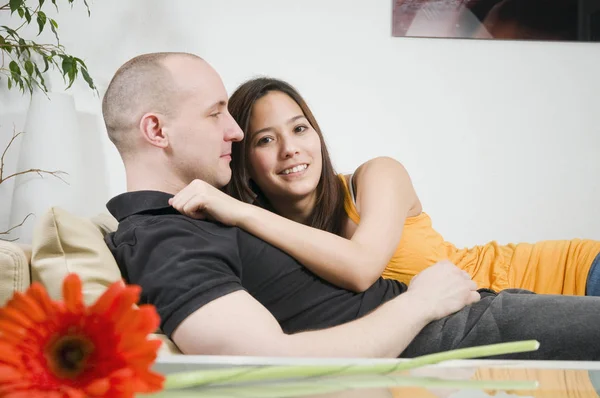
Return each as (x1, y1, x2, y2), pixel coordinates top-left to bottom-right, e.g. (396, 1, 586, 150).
(80, 66, 95, 90)
(66, 65, 76, 89)
(24, 60, 34, 76)
(9, 61, 21, 76)
(9, 0, 23, 14)
(18, 38, 30, 57)
(23, 76, 33, 93)
(37, 11, 47, 35)
(49, 18, 59, 42)
(61, 56, 74, 77)
(3, 0, 96, 95)
(42, 56, 50, 73)
(1, 26, 19, 40)
(16, 76, 24, 93)
(34, 63, 48, 92)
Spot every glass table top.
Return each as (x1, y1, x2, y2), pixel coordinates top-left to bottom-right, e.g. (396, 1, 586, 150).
(149, 356, 600, 397)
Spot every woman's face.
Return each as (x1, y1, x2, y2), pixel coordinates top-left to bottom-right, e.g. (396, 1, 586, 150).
(246, 91, 323, 204)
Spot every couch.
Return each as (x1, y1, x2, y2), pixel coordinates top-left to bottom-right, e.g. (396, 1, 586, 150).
(0, 206, 182, 356)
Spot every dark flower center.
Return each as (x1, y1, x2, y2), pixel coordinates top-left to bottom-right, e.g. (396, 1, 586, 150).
(47, 335, 95, 378)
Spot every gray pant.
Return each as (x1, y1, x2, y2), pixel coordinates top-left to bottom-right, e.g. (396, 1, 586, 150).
(400, 289, 600, 360)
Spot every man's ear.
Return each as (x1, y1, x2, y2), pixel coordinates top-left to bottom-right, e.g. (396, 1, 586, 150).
(140, 113, 169, 149)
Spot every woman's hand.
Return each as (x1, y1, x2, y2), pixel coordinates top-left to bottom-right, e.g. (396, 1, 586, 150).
(169, 179, 250, 226)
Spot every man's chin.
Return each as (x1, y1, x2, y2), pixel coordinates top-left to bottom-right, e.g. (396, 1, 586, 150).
(215, 171, 232, 190)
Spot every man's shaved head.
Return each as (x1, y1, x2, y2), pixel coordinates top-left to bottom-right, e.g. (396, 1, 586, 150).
(103, 52, 243, 192)
(102, 52, 203, 156)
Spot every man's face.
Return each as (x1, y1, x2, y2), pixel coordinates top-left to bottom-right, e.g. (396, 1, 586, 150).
(164, 58, 244, 188)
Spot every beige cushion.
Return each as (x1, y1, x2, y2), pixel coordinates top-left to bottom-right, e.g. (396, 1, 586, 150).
(30, 207, 121, 305)
(30, 206, 183, 355)
(0, 242, 31, 306)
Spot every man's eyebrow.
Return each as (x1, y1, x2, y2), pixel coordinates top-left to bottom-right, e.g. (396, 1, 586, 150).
(205, 100, 227, 112)
(252, 115, 306, 137)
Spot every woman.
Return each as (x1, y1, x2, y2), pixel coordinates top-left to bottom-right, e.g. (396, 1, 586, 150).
(169, 77, 600, 296)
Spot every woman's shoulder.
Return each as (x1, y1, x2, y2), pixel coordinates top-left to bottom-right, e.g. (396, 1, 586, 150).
(350, 157, 422, 216)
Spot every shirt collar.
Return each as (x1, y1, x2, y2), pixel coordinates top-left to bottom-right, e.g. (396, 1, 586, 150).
(106, 190, 179, 221)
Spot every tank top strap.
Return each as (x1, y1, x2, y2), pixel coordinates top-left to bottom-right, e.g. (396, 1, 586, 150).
(337, 173, 361, 224)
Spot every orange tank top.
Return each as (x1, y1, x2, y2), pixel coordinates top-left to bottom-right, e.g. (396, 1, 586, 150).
(338, 174, 600, 295)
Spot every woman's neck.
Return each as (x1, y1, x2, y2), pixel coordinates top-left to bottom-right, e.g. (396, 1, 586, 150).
(269, 192, 317, 225)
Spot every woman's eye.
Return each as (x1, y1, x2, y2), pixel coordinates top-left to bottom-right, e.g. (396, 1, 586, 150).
(257, 137, 273, 145)
(211, 112, 221, 118)
(294, 125, 307, 133)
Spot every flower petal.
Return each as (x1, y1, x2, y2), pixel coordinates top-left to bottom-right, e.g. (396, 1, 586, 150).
(115, 305, 160, 336)
(1, 277, 163, 398)
(106, 287, 141, 322)
(0, 321, 27, 343)
(0, 341, 23, 367)
(64, 389, 87, 398)
(28, 284, 58, 316)
(0, 391, 38, 398)
(0, 328, 25, 345)
(101, 368, 137, 397)
(62, 274, 85, 314)
(1, 388, 70, 398)
(5, 290, 47, 323)
(139, 370, 166, 391)
(120, 339, 162, 364)
(84, 377, 110, 396)
(0, 307, 35, 330)
(128, 370, 166, 393)
(0, 364, 23, 383)
(88, 280, 126, 316)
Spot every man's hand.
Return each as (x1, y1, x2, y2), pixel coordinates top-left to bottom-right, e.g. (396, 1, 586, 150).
(407, 260, 480, 321)
(169, 179, 250, 226)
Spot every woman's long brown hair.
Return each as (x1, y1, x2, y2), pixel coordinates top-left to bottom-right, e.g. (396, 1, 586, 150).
(226, 77, 347, 235)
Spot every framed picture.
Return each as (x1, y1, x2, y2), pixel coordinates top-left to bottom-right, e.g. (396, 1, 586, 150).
(392, 0, 600, 42)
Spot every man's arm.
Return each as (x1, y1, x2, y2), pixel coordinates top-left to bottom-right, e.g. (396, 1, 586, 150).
(172, 261, 480, 358)
(172, 289, 428, 357)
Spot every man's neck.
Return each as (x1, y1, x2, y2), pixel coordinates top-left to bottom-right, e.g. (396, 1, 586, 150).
(124, 162, 187, 195)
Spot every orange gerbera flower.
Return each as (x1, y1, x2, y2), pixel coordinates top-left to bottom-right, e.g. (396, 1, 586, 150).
(0, 273, 165, 397)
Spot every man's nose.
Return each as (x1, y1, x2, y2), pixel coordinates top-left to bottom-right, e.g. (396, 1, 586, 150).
(225, 115, 244, 142)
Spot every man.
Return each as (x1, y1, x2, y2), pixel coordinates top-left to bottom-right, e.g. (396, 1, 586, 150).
(103, 52, 600, 360)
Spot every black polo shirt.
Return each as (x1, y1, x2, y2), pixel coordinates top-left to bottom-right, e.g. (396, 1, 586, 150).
(105, 190, 407, 338)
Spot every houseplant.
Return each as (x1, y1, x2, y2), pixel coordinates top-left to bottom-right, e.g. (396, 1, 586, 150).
(0, 0, 96, 240)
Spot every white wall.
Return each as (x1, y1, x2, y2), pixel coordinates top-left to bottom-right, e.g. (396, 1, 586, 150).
(1, 0, 599, 247)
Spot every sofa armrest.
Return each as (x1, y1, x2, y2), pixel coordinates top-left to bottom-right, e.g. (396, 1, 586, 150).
(0, 241, 31, 306)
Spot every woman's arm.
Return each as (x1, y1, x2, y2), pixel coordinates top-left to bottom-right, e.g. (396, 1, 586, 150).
(238, 156, 420, 291)
(170, 156, 420, 292)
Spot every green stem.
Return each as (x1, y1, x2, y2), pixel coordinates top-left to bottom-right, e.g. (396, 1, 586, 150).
(163, 340, 539, 390)
(144, 374, 537, 398)
(13, 5, 41, 32)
